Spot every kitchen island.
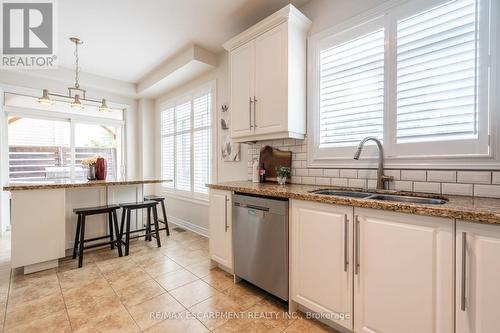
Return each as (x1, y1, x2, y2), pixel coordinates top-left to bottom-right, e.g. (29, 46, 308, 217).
(3, 179, 170, 273)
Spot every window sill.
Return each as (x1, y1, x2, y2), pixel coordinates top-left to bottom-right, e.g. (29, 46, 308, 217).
(307, 156, 500, 170)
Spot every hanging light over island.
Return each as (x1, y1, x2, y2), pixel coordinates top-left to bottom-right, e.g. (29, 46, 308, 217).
(37, 37, 109, 112)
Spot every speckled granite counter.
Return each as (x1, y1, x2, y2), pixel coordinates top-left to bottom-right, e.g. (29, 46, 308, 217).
(3, 179, 171, 191)
(208, 181, 500, 225)
(7, 178, 173, 273)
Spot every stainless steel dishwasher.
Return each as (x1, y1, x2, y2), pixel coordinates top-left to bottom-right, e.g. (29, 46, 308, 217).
(232, 194, 288, 301)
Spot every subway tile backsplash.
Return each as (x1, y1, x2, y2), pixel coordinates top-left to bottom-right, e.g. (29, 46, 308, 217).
(247, 139, 500, 198)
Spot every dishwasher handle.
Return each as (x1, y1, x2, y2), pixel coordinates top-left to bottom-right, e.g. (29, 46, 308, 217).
(234, 202, 270, 212)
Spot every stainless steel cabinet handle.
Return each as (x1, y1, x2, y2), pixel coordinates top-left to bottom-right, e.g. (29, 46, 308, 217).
(224, 197, 229, 232)
(249, 97, 254, 129)
(344, 214, 349, 272)
(246, 204, 269, 212)
(461, 232, 467, 311)
(355, 215, 360, 275)
(234, 202, 269, 212)
(253, 96, 258, 128)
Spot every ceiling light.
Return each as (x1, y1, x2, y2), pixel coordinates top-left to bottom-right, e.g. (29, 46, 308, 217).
(70, 94, 84, 109)
(38, 37, 108, 111)
(98, 99, 109, 112)
(37, 89, 54, 105)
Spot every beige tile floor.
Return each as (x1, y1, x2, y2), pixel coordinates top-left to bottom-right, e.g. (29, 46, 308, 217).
(0, 228, 339, 332)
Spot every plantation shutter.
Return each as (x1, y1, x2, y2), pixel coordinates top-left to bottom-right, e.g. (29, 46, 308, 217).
(160, 107, 174, 188)
(319, 28, 385, 147)
(396, 0, 479, 143)
(160, 86, 212, 195)
(175, 101, 192, 191)
(193, 93, 211, 194)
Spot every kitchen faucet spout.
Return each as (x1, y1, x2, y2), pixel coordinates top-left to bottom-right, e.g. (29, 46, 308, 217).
(353, 137, 392, 190)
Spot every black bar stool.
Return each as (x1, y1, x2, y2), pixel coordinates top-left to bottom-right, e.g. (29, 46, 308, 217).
(144, 195, 170, 237)
(72, 204, 122, 268)
(119, 201, 161, 256)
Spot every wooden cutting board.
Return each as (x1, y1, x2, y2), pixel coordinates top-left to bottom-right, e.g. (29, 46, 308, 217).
(259, 145, 292, 182)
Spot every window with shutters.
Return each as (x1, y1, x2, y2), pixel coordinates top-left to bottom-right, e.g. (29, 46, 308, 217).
(160, 83, 213, 198)
(308, 0, 497, 169)
(319, 28, 385, 148)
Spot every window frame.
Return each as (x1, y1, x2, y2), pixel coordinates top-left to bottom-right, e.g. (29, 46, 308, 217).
(158, 82, 215, 202)
(308, 0, 499, 169)
(2, 89, 126, 182)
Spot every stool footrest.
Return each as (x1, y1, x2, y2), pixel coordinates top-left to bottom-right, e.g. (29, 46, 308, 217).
(83, 234, 114, 243)
(81, 240, 120, 251)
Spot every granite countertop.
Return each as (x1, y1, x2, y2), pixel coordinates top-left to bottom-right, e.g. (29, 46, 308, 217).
(207, 181, 500, 225)
(3, 179, 172, 191)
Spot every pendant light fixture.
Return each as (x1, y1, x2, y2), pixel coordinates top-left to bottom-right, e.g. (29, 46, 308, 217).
(98, 99, 109, 112)
(37, 37, 109, 112)
(37, 89, 54, 105)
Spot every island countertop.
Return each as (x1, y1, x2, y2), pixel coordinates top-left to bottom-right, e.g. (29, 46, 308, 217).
(3, 179, 171, 191)
(207, 181, 500, 225)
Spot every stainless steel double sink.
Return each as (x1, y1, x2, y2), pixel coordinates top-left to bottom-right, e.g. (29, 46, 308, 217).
(310, 189, 448, 205)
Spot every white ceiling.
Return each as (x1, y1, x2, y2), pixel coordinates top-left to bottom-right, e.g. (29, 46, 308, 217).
(57, 0, 310, 83)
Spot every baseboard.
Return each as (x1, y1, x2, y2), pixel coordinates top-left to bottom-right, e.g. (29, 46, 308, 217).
(24, 259, 58, 274)
(167, 215, 209, 238)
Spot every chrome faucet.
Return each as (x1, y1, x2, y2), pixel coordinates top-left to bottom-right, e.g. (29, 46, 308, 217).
(353, 137, 393, 190)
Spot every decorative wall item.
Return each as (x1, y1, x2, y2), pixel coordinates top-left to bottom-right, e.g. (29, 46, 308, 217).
(220, 104, 230, 130)
(220, 103, 240, 161)
(222, 134, 240, 162)
(221, 119, 229, 130)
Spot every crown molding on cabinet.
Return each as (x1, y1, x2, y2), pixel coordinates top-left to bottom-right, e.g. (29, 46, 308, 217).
(223, 4, 312, 52)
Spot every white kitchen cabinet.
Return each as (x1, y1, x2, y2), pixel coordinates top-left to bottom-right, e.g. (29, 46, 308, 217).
(290, 200, 354, 330)
(11, 189, 66, 272)
(254, 24, 287, 135)
(208, 189, 233, 270)
(354, 208, 454, 333)
(229, 42, 254, 138)
(456, 221, 500, 333)
(223, 5, 311, 142)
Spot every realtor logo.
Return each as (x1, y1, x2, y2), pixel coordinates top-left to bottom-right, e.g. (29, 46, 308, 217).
(1, 0, 57, 68)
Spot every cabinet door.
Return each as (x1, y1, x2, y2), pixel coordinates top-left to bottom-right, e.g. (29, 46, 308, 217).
(354, 208, 453, 333)
(254, 23, 288, 134)
(291, 200, 353, 330)
(208, 190, 233, 270)
(456, 221, 500, 333)
(229, 42, 254, 138)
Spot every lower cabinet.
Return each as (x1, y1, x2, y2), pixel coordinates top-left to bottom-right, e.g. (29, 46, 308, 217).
(208, 189, 233, 270)
(456, 221, 500, 333)
(290, 200, 354, 330)
(291, 200, 454, 333)
(354, 208, 454, 333)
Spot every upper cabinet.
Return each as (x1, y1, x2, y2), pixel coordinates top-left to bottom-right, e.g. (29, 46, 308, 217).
(223, 5, 311, 142)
